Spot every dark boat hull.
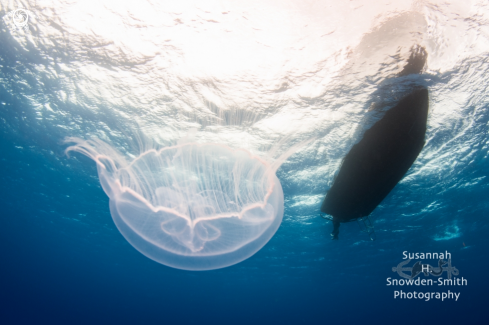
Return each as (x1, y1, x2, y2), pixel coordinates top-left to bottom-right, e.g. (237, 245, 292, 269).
(321, 88, 429, 222)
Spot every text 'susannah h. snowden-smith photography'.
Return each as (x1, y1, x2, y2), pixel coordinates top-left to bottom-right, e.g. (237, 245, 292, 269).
(387, 251, 467, 301)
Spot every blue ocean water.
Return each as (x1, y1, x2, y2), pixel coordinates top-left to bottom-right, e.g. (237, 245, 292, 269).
(1, 1, 488, 324)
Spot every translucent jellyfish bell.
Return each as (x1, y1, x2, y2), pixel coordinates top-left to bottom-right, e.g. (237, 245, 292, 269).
(65, 137, 296, 270)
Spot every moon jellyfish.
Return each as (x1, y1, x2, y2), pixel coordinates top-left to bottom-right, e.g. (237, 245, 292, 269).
(65, 137, 295, 270)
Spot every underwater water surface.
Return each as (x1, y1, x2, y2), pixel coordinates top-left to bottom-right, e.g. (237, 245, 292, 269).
(1, 0, 488, 324)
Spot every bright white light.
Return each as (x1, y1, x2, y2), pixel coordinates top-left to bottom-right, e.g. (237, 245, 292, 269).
(4, 0, 489, 197)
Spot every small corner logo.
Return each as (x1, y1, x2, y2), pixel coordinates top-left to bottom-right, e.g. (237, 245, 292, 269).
(4, 8, 32, 32)
(392, 257, 459, 279)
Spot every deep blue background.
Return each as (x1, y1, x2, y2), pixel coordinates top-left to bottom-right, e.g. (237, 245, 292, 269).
(1, 13, 488, 324)
(1, 99, 487, 325)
